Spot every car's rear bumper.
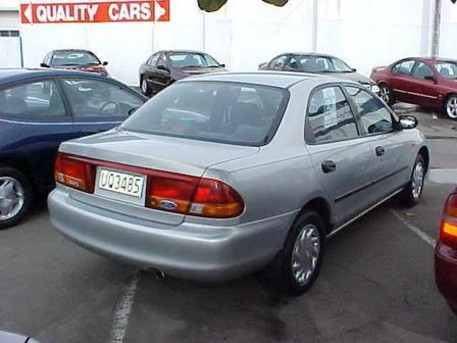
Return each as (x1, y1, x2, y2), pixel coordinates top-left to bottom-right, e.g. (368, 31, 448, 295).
(435, 240, 457, 311)
(48, 188, 294, 282)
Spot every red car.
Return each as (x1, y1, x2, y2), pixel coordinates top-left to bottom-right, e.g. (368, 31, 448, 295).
(371, 57, 457, 120)
(41, 49, 109, 77)
(435, 187, 457, 312)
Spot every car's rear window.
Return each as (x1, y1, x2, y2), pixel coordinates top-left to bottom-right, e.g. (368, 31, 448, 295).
(121, 81, 289, 146)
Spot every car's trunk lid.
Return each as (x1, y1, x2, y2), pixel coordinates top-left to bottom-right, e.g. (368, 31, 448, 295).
(59, 129, 258, 225)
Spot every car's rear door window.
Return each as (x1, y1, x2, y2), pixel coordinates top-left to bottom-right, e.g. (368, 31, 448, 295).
(60, 78, 144, 118)
(0, 79, 67, 119)
(121, 81, 289, 146)
(345, 86, 393, 135)
(306, 86, 359, 143)
(434, 61, 457, 79)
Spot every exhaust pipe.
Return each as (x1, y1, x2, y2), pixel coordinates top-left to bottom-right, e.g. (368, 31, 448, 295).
(155, 270, 165, 280)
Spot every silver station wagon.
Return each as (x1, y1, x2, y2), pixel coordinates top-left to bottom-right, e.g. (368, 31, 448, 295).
(48, 72, 429, 295)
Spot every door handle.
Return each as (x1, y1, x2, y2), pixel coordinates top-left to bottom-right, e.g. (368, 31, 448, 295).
(375, 146, 385, 156)
(321, 160, 336, 174)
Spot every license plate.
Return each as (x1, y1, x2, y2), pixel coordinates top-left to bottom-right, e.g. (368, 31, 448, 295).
(98, 169, 145, 198)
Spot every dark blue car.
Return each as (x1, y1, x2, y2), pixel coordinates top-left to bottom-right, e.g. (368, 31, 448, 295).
(0, 69, 147, 229)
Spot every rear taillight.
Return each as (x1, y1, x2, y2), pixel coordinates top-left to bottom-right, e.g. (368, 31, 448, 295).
(54, 153, 94, 193)
(189, 179, 244, 218)
(440, 193, 457, 248)
(147, 175, 244, 218)
(55, 153, 244, 218)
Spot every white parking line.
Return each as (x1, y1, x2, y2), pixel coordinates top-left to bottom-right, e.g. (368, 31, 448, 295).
(427, 168, 457, 185)
(390, 210, 436, 247)
(110, 272, 140, 343)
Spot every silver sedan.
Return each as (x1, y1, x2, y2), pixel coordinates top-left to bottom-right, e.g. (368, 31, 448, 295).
(48, 72, 429, 295)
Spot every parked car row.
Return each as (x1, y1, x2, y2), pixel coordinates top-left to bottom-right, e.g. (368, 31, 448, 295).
(137, 50, 457, 121)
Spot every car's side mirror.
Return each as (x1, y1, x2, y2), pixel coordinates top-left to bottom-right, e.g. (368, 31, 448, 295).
(351, 68, 357, 72)
(102, 61, 108, 66)
(220, 63, 226, 68)
(424, 75, 436, 82)
(157, 64, 169, 72)
(40, 63, 49, 68)
(398, 115, 418, 130)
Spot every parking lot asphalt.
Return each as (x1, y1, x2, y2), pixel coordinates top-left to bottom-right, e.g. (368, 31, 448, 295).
(1, 108, 457, 343)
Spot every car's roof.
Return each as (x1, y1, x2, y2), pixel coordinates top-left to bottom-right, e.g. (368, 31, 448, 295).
(0, 68, 108, 85)
(275, 52, 339, 59)
(397, 57, 457, 63)
(159, 50, 209, 55)
(179, 71, 328, 89)
(51, 49, 94, 53)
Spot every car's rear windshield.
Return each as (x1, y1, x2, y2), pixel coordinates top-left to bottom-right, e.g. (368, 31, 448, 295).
(121, 81, 289, 146)
(52, 51, 100, 66)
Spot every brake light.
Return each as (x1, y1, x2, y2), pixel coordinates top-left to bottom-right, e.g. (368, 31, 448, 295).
(54, 153, 94, 193)
(440, 193, 457, 248)
(189, 179, 244, 218)
(147, 175, 244, 218)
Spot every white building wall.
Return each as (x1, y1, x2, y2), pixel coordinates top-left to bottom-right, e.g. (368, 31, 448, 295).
(440, 0, 457, 59)
(9, 0, 457, 85)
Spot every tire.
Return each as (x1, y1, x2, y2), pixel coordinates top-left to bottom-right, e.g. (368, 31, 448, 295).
(443, 94, 457, 120)
(398, 155, 425, 207)
(140, 75, 152, 96)
(0, 167, 34, 230)
(277, 211, 326, 296)
(379, 83, 395, 106)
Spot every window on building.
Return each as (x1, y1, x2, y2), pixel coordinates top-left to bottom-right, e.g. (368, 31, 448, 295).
(0, 30, 20, 37)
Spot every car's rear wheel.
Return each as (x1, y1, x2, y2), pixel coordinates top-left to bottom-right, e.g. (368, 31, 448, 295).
(0, 167, 33, 229)
(140, 76, 152, 96)
(398, 155, 425, 207)
(379, 83, 394, 106)
(444, 94, 457, 120)
(278, 211, 325, 296)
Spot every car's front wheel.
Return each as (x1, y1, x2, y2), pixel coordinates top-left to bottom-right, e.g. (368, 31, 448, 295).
(379, 83, 394, 106)
(444, 94, 457, 120)
(398, 155, 426, 207)
(279, 211, 326, 296)
(0, 167, 33, 229)
(140, 76, 152, 96)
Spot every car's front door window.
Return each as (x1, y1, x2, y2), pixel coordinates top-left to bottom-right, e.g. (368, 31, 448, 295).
(148, 53, 160, 67)
(270, 55, 288, 70)
(306, 86, 359, 143)
(61, 78, 144, 118)
(0, 79, 67, 119)
(392, 60, 415, 76)
(412, 62, 434, 80)
(345, 86, 393, 134)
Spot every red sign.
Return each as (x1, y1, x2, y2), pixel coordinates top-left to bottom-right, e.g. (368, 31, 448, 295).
(20, 0, 170, 24)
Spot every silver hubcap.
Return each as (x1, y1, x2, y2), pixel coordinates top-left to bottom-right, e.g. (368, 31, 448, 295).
(141, 79, 148, 93)
(0, 177, 25, 221)
(291, 224, 321, 285)
(446, 97, 457, 119)
(380, 86, 390, 103)
(411, 162, 424, 200)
